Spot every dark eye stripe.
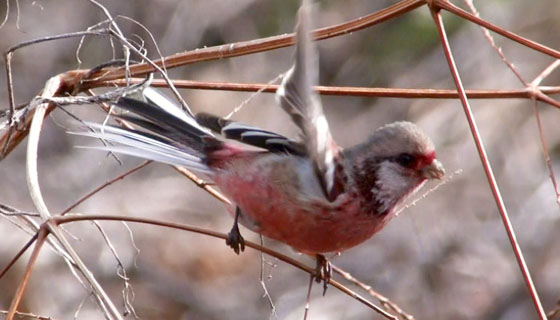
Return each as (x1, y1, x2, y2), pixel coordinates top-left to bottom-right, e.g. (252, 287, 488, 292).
(395, 153, 416, 168)
(368, 153, 426, 170)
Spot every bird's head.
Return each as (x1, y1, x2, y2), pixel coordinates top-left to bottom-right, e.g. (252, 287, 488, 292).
(349, 121, 445, 215)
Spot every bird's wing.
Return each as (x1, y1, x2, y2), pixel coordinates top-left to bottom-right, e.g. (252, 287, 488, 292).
(196, 112, 306, 155)
(276, 0, 342, 201)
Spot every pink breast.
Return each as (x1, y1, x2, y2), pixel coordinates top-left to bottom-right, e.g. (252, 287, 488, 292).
(214, 163, 388, 253)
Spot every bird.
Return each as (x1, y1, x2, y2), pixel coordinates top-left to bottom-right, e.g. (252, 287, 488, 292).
(73, 0, 444, 282)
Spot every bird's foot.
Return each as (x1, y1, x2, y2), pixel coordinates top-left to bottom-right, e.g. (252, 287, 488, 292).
(226, 207, 245, 255)
(226, 223, 245, 254)
(314, 254, 332, 295)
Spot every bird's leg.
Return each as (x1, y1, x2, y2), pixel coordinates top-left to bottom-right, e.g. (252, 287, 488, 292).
(314, 254, 332, 295)
(226, 206, 245, 255)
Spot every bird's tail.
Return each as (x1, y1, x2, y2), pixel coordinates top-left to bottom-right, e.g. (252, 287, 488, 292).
(71, 88, 221, 173)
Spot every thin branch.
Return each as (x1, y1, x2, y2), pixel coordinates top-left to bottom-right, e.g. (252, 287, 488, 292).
(86, 0, 130, 64)
(54, 214, 398, 320)
(92, 220, 138, 318)
(534, 91, 560, 109)
(259, 237, 277, 320)
(303, 275, 314, 320)
(225, 73, 284, 120)
(45, 221, 123, 320)
(0, 206, 77, 265)
(115, 15, 168, 75)
(173, 166, 231, 205)
(73, 294, 91, 320)
(0, 0, 9, 28)
(532, 60, 560, 87)
(60, 161, 152, 215)
(462, 0, 528, 86)
(0, 310, 57, 320)
(0, 203, 39, 217)
(548, 299, 560, 319)
(6, 227, 48, 320)
(332, 265, 413, 320)
(435, 0, 560, 59)
(531, 100, 560, 207)
(0, 233, 38, 280)
(395, 169, 462, 218)
(429, 6, 547, 319)
(103, 78, 560, 101)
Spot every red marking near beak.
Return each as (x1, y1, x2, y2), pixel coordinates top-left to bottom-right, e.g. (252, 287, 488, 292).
(415, 150, 436, 170)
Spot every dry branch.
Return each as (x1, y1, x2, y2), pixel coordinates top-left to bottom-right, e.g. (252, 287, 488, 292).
(429, 6, 547, 319)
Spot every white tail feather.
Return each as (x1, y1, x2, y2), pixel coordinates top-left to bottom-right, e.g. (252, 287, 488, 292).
(70, 123, 211, 173)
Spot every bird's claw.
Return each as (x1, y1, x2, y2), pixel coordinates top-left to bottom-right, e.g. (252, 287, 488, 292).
(314, 254, 332, 295)
(226, 224, 245, 255)
(226, 208, 245, 255)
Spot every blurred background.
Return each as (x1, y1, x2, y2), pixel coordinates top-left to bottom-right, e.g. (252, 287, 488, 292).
(1, 0, 559, 319)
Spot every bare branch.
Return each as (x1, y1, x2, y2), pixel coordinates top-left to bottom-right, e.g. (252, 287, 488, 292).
(102, 78, 560, 101)
(6, 227, 49, 320)
(429, 6, 547, 319)
(61, 161, 152, 215)
(435, 0, 560, 59)
(332, 265, 413, 320)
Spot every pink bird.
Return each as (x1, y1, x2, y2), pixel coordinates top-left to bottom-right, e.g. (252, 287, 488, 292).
(75, 0, 444, 285)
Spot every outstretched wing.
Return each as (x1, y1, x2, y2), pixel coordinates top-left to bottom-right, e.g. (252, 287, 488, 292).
(276, 0, 342, 201)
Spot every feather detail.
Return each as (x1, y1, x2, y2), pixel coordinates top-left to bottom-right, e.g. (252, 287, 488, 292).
(275, 0, 342, 201)
(70, 88, 221, 173)
(70, 123, 211, 173)
(196, 112, 305, 155)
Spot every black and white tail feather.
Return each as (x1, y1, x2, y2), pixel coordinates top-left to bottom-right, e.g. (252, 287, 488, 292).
(71, 88, 303, 173)
(71, 88, 216, 173)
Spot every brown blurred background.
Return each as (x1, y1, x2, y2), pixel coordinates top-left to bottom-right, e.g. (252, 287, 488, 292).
(1, 0, 560, 319)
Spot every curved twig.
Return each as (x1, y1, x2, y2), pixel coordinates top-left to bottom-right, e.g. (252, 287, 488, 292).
(23, 75, 123, 320)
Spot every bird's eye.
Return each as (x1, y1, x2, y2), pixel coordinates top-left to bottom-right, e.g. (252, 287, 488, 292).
(396, 153, 415, 168)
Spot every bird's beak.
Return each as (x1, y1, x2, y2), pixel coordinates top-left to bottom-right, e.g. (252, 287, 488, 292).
(422, 159, 445, 180)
